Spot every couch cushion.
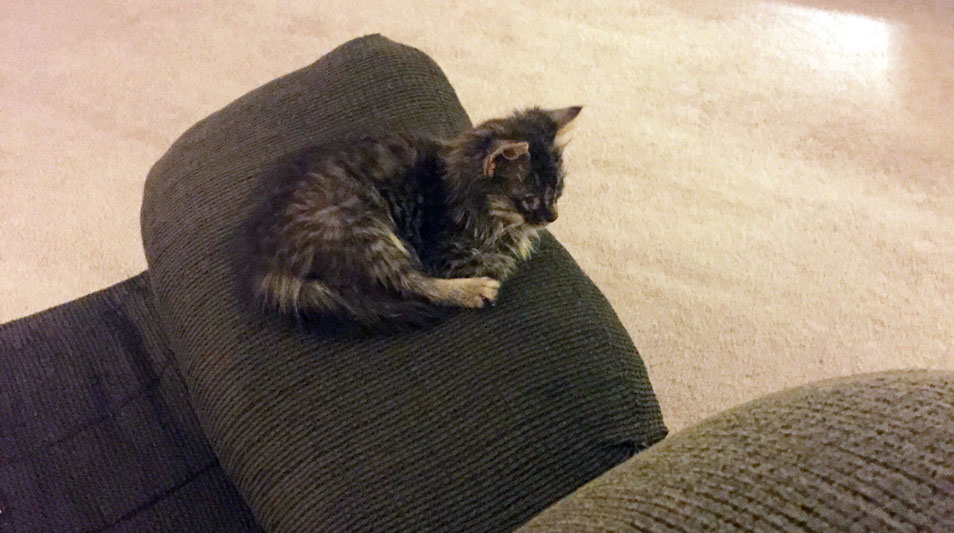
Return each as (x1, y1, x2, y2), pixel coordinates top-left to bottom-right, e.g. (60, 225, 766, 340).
(0, 273, 260, 532)
(140, 34, 666, 531)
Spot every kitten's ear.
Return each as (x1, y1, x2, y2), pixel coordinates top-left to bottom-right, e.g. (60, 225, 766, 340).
(483, 139, 530, 177)
(545, 106, 583, 131)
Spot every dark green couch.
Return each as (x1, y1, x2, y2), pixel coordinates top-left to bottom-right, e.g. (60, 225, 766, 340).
(2, 35, 952, 532)
(1, 35, 665, 531)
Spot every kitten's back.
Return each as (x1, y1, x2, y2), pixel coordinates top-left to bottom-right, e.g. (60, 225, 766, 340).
(246, 140, 449, 331)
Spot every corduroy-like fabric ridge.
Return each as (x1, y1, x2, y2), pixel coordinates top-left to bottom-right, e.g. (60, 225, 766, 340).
(0, 273, 261, 532)
(139, 34, 666, 531)
(519, 370, 954, 532)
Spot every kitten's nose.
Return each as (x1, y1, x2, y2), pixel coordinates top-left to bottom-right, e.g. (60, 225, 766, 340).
(542, 206, 558, 223)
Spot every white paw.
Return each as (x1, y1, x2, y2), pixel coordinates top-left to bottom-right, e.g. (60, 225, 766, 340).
(460, 277, 500, 308)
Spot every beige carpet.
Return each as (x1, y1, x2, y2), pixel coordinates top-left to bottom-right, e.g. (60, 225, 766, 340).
(3, 0, 953, 432)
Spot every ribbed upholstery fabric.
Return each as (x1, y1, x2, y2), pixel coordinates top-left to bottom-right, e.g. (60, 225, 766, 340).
(519, 370, 954, 532)
(0, 273, 261, 532)
(138, 34, 666, 531)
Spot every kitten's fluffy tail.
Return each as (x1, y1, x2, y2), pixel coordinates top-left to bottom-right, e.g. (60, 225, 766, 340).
(254, 272, 444, 331)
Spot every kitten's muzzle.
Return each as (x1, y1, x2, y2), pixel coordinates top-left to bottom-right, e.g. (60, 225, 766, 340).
(540, 206, 558, 223)
(519, 196, 558, 224)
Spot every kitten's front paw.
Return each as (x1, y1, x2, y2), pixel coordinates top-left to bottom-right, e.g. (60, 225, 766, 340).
(459, 277, 500, 308)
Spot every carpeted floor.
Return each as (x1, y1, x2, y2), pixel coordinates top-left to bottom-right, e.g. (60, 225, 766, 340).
(2, 0, 953, 431)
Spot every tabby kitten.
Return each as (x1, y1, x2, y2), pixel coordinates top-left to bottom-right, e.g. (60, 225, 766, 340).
(248, 106, 581, 329)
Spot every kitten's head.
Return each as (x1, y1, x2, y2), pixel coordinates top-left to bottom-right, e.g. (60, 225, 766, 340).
(448, 106, 581, 227)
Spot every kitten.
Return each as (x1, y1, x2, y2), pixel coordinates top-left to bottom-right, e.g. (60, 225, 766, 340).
(248, 106, 581, 329)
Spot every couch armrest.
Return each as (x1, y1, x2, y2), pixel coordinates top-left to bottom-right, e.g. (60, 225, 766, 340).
(520, 370, 954, 532)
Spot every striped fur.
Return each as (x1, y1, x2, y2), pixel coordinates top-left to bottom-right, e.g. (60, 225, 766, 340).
(247, 106, 581, 329)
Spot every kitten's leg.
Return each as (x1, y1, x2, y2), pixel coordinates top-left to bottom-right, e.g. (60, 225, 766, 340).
(405, 274, 501, 308)
(256, 270, 352, 317)
(370, 230, 500, 308)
